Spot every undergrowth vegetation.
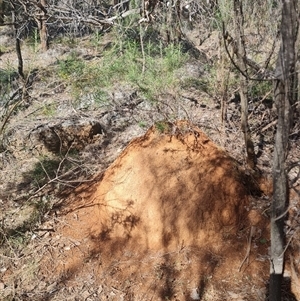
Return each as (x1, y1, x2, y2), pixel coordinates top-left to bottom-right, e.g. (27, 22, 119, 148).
(0, 1, 299, 299)
(57, 37, 188, 104)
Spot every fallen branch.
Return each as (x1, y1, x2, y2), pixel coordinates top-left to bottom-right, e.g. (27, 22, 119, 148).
(239, 226, 255, 272)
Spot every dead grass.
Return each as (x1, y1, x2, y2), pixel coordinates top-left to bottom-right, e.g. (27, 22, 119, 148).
(0, 23, 299, 301)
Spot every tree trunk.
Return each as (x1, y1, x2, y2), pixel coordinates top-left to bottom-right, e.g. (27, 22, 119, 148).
(233, 0, 256, 169)
(269, 0, 298, 300)
(37, 0, 48, 51)
(12, 9, 24, 79)
(270, 79, 289, 301)
(0, 0, 4, 24)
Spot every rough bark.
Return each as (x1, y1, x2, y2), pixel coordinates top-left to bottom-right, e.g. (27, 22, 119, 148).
(270, 0, 298, 300)
(0, 0, 4, 24)
(233, 0, 256, 169)
(38, 0, 48, 51)
(11, 8, 24, 79)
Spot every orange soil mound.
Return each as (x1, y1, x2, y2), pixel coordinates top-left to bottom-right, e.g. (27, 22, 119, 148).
(85, 123, 248, 252)
(44, 121, 269, 300)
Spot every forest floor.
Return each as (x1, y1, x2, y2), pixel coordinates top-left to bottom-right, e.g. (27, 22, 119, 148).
(0, 25, 300, 300)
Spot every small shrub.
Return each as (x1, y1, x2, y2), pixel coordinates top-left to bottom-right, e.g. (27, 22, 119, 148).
(29, 156, 61, 188)
(58, 53, 86, 80)
(91, 30, 103, 49)
(180, 77, 208, 92)
(56, 35, 188, 107)
(0, 68, 18, 101)
(138, 120, 148, 128)
(42, 103, 57, 117)
(163, 44, 187, 72)
(249, 80, 272, 100)
(93, 89, 110, 106)
(26, 27, 40, 53)
(0, 68, 17, 85)
(155, 121, 170, 133)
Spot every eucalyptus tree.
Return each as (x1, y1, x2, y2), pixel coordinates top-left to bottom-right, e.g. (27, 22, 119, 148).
(270, 1, 298, 300)
(220, 2, 299, 298)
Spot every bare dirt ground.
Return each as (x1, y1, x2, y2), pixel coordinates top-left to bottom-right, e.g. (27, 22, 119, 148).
(23, 122, 271, 300)
(1, 27, 300, 300)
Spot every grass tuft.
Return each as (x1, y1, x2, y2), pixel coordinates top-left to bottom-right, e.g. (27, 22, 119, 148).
(56, 39, 188, 106)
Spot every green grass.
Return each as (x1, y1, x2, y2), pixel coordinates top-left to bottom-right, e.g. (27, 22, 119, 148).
(58, 52, 86, 80)
(0, 67, 18, 100)
(91, 30, 103, 50)
(57, 39, 188, 105)
(41, 103, 57, 117)
(138, 120, 148, 128)
(93, 89, 110, 105)
(27, 156, 61, 188)
(180, 77, 208, 92)
(98, 41, 188, 101)
(26, 28, 40, 53)
(155, 121, 171, 133)
(249, 80, 272, 99)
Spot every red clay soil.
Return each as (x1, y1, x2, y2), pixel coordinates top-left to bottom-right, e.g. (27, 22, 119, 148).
(41, 121, 270, 300)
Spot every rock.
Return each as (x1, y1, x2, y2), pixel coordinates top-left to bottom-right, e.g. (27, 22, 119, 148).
(190, 288, 200, 300)
(0, 282, 5, 290)
(34, 117, 106, 153)
(81, 290, 91, 299)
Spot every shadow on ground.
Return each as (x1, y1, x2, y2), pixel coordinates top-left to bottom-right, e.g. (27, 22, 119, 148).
(6, 121, 274, 300)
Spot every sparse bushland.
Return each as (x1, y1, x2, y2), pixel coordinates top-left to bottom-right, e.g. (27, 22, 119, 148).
(0, 1, 292, 204)
(0, 0, 299, 300)
(56, 35, 188, 105)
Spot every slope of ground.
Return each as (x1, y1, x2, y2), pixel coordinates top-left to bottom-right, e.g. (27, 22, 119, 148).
(1, 25, 300, 301)
(32, 121, 271, 300)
